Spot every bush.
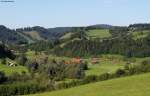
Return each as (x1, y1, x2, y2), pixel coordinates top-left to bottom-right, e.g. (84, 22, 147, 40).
(1, 58, 6, 65)
(8, 72, 31, 83)
(0, 71, 7, 84)
(16, 54, 28, 66)
(80, 62, 88, 70)
(82, 75, 98, 84)
(27, 61, 39, 72)
(0, 83, 46, 96)
(98, 73, 110, 81)
(65, 64, 85, 79)
(140, 60, 150, 72)
(115, 69, 126, 77)
(141, 60, 150, 65)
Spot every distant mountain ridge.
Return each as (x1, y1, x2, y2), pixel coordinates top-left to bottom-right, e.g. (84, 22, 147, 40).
(0, 25, 27, 44)
(88, 24, 114, 29)
(0, 23, 150, 44)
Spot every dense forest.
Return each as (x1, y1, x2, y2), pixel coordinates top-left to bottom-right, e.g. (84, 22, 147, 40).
(52, 23, 150, 57)
(1, 23, 150, 58)
(0, 25, 27, 44)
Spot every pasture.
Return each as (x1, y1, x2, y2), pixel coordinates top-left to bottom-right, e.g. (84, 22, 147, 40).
(0, 63, 28, 76)
(28, 73, 150, 96)
(132, 30, 150, 40)
(87, 29, 111, 39)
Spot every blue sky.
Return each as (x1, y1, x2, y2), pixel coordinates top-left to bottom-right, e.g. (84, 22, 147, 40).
(0, 0, 150, 28)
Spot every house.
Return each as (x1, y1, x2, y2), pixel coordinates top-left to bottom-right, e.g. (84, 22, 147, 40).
(72, 57, 83, 64)
(63, 57, 84, 65)
(8, 62, 17, 67)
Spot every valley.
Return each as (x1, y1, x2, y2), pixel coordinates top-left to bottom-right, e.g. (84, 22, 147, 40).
(0, 23, 150, 96)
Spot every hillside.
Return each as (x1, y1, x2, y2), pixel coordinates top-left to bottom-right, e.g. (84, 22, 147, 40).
(53, 24, 150, 57)
(0, 25, 74, 44)
(0, 25, 27, 44)
(24, 31, 44, 41)
(0, 63, 28, 76)
(0, 25, 115, 44)
(17, 32, 35, 44)
(132, 30, 150, 40)
(16, 26, 74, 42)
(87, 29, 111, 39)
(0, 44, 15, 59)
(29, 73, 150, 96)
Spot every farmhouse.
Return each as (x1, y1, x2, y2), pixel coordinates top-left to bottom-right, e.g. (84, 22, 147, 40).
(64, 57, 84, 65)
(8, 62, 17, 67)
(72, 57, 83, 64)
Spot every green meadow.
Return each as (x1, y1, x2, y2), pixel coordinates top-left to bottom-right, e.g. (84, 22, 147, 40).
(132, 30, 150, 40)
(0, 64, 28, 76)
(87, 29, 111, 39)
(29, 73, 150, 96)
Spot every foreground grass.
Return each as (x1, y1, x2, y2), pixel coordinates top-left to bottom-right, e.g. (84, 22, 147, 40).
(28, 73, 150, 96)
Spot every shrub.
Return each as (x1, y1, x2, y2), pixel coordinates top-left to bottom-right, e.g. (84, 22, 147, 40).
(98, 73, 110, 81)
(1, 58, 6, 65)
(115, 69, 126, 77)
(82, 75, 98, 84)
(8, 72, 31, 83)
(0, 71, 7, 84)
(140, 60, 150, 72)
(0, 83, 46, 96)
(65, 64, 85, 79)
(27, 61, 39, 72)
(16, 54, 28, 66)
(80, 62, 88, 70)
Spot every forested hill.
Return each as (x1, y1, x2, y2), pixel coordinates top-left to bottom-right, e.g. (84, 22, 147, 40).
(0, 25, 74, 44)
(0, 43, 15, 59)
(53, 23, 150, 57)
(0, 25, 27, 44)
(0, 24, 117, 44)
(15, 26, 73, 42)
(0, 24, 150, 44)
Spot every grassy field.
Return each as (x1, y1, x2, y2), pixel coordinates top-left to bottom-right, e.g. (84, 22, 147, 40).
(132, 30, 150, 40)
(86, 63, 123, 76)
(86, 55, 125, 76)
(0, 64, 28, 76)
(28, 73, 150, 96)
(87, 29, 111, 39)
(60, 32, 74, 40)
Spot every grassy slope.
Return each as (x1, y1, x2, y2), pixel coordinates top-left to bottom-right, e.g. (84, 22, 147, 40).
(86, 63, 123, 76)
(29, 73, 150, 96)
(0, 64, 28, 76)
(87, 29, 111, 39)
(132, 30, 150, 40)
(59, 32, 81, 47)
(86, 55, 125, 76)
(60, 32, 73, 40)
(24, 31, 44, 41)
(17, 32, 35, 44)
